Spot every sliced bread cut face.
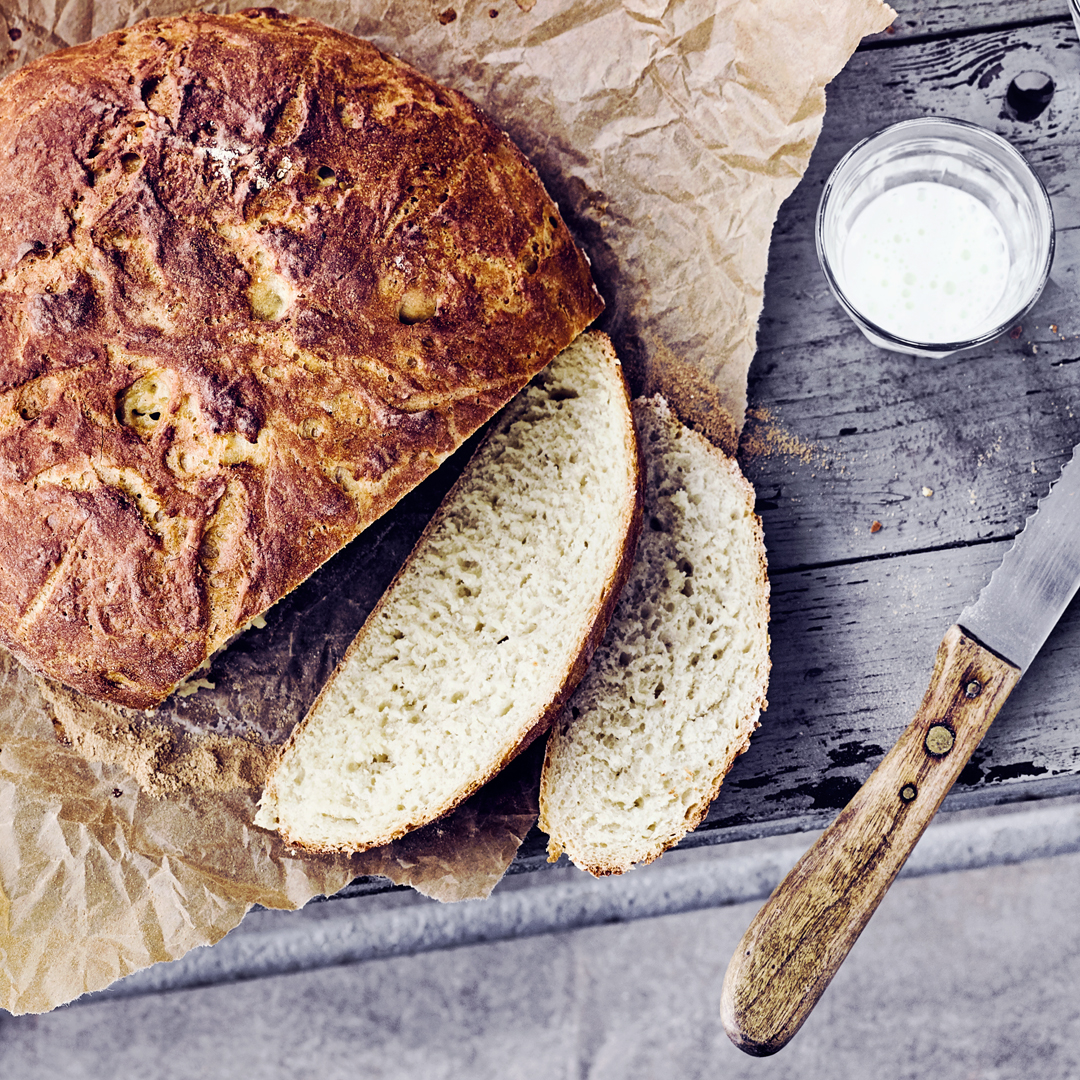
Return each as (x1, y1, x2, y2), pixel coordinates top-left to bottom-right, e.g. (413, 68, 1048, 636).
(538, 396, 770, 876)
(255, 331, 641, 852)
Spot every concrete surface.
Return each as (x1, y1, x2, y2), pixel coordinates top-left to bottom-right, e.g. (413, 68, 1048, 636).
(2, 800, 1080, 1079)
(67, 799, 1080, 1002)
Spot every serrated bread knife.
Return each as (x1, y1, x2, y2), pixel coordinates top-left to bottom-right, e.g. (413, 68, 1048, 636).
(720, 443, 1080, 1056)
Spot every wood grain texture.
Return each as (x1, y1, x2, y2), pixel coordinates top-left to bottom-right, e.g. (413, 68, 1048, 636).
(743, 17, 1080, 572)
(720, 626, 1021, 1055)
(516, 7, 1080, 872)
(702, 540, 1080, 835)
(864, 1, 1070, 43)
(678, 14, 1080, 849)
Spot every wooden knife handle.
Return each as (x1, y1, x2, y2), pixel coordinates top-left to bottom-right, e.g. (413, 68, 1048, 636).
(720, 625, 1021, 1056)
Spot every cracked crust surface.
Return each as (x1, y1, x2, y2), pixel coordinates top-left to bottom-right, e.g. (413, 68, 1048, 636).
(0, 8, 602, 708)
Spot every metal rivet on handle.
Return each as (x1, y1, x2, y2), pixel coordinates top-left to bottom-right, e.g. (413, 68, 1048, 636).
(900, 783, 918, 803)
(925, 723, 956, 757)
(965, 680, 982, 699)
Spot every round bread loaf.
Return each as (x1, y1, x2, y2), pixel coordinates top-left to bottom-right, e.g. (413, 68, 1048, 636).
(0, 8, 602, 709)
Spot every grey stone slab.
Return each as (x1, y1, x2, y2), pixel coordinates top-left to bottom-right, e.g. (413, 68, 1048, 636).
(53, 796, 1080, 1004)
(1, 839, 1079, 1080)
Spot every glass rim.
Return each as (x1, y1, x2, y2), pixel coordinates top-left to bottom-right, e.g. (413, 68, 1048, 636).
(815, 116, 1056, 354)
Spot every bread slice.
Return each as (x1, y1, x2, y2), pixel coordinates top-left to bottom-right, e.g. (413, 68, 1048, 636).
(538, 396, 769, 876)
(255, 332, 641, 852)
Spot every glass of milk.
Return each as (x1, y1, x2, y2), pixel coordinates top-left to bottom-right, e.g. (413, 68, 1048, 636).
(816, 117, 1054, 358)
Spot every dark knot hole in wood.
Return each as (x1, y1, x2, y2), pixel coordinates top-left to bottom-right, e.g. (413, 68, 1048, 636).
(1004, 71, 1055, 123)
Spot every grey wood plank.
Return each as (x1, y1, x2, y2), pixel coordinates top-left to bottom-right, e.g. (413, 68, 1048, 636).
(696, 540, 1080, 843)
(864, 0, 1070, 44)
(674, 17, 1080, 847)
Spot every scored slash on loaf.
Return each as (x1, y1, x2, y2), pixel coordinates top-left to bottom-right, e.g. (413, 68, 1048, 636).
(255, 332, 642, 852)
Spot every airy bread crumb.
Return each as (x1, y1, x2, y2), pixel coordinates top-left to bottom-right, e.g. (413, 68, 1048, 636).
(539, 396, 770, 875)
(256, 332, 641, 852)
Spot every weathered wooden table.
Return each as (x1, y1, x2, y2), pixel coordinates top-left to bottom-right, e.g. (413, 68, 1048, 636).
(482, 0, 1080, 876)
(95, 0, 1080, 1007)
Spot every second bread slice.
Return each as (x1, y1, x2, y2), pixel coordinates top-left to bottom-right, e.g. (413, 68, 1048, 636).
(539, 396, 770, 875)
(255, 331, 641, 852)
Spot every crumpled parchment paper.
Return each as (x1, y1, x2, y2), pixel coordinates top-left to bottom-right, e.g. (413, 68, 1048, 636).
(0, 0, 894, 1014)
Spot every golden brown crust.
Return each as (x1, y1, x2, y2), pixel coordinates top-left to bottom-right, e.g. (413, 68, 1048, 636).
(0, 8, 602, 709)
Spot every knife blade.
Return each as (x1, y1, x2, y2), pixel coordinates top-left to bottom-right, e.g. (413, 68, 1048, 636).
(720, 443, 1080, 1057)
(959, 449, 1080, 673)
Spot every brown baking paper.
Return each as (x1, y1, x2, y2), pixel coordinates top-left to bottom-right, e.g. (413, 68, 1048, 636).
(0, 0, 893, 1014)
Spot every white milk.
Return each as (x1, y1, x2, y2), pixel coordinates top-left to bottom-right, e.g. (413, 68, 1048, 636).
(839, 181, 1011, 343)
